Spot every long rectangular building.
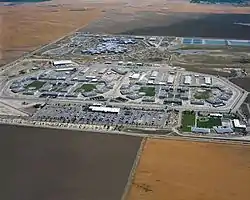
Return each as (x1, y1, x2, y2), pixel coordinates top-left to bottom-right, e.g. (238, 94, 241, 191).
(55, 67, 76, 72)
(53, 60, 73, 66)
(89, 106, 120, 114)
(191, 127, 210, 134)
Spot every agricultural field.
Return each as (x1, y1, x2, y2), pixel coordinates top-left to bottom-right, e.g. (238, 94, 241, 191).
(181, 111, 196, 132)
(127, 139, 250, 200)
(230, 77, 250, 92)
(197, 117, 222, 128)
(0, 125, 142, 200)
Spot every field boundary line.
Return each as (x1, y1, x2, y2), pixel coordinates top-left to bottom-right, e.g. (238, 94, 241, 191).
(120, 137, 147, 200)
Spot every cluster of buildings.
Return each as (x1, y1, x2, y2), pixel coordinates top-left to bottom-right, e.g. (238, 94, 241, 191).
(81, 37, 137, 55)
(191, 113, 247, 135)
(182, 74, 212, 86)
(9, 60, 118, 99)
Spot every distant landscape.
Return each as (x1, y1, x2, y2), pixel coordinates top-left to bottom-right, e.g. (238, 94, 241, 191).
(190, 0, 250, 4)
(0, 0, 50, 2)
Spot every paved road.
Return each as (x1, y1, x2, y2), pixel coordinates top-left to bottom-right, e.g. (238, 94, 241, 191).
(1, 118, 249, 144)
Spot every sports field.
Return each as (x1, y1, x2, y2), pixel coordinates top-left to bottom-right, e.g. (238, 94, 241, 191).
(25, 80, 45, 90)
(139, 87, 155, 96)
(194, 90, 211, 100)
(197, 117, 222, 128)
(181, 111, 195, 132)
(75, 84, 96, 92)
(127, 139, 250, 200)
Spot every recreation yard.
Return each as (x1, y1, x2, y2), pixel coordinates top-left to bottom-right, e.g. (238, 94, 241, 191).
(25, 80, 45, 90)
(75, 84, 96, 92)
(181, 111, 224, 132)
(197, 116, 222, 128)
(181, 110, 196, 132)
(139, 87, 156, 96)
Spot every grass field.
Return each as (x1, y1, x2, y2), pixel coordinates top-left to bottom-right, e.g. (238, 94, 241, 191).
(127, 139, 250, 200)
(25, 81, 45, 90)
(75, 84, 96, 92)
(197, 117, 222, 128)
(139, 87, 155, 96)
(181, 111, 196, 132)
(194, 90, 211, 100)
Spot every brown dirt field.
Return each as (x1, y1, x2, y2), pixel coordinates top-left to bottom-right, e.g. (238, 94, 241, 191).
(0, 5, 102, 65)
(127, 139, 250, 200)
(230, 77, 250, 92)
(0, 124, 142, 200)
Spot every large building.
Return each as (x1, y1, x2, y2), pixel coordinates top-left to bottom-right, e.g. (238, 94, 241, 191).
(214, 126, 234, 134)
(233, 119, 246, 130)
(184, 75, 192, 85)
(55, 67, 76, 72)
(204, 77, 212, 85)
(191, 127, 210, 134)
(89, 106, 120, 114)
(167, 75, 174, 84)
(53, 60, 73, 66)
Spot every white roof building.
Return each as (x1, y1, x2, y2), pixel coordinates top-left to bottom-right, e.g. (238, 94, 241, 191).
(89, 106, 120, 113)
(151, 71, 158, 77)
(147, 80, 154, 84)
(149, 37, 157, 41)
(167, 75, 174, 84)
(53, 60, 73, 66)
(233, 119, 246, 129)
(131, 73, 140, 79)
(204, 77, 212, 85)
(209, 113, 223, 118)
(55, 67, 76, 72)
(184, 75, 192, 85)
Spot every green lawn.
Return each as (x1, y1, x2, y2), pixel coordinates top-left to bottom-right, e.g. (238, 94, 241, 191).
(197, 117, 222, 128)
(194, 90, 211, 100)
(139, 87, 155, 96)
(25, 81, 45, 90)
(75, 84, 96, 92)
(181, 111, 196, 132)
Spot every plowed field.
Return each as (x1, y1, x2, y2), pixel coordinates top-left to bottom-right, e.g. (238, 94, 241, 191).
(127, 139, 250, 200)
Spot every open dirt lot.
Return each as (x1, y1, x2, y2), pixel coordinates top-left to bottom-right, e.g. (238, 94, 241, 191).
(230, 77, 250, 92)
(0, 124, 142, 200)
(127, 139, 250, 200)
(0, 5, 102, 66)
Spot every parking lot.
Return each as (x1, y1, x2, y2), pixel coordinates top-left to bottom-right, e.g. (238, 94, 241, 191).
(32, 104, 167, 128)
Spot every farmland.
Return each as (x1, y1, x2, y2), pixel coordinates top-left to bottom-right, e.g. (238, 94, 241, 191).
(0, 124, 142, 200)
(127, 139, 250, 200)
